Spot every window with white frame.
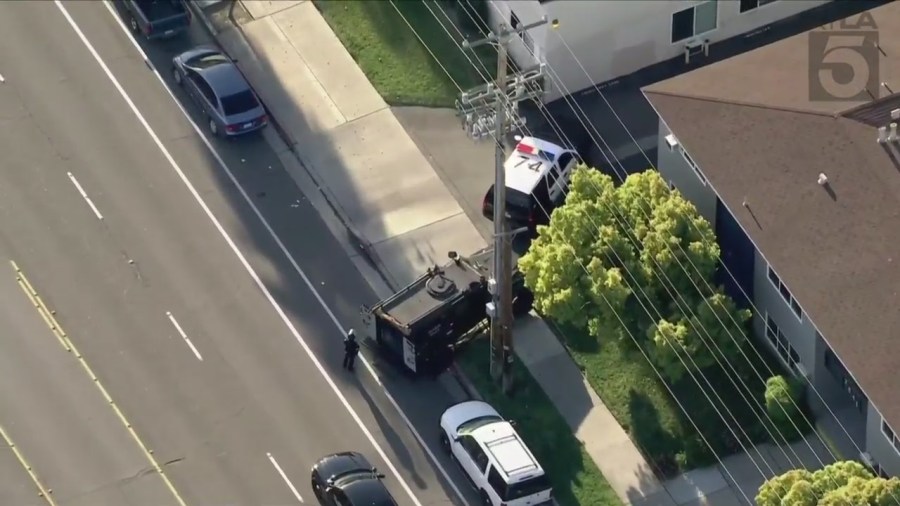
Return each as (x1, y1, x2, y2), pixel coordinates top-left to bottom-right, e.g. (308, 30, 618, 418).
(882, 418, 900, 454)
(765, 314, 801, 372)
(671, 1, 718, 43)
(680, 148, 708, 185)
(739, 0, 777, 13)
(767, 266, 802, 319)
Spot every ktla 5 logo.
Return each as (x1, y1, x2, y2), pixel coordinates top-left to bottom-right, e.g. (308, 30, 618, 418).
(808, 12, 880, 102)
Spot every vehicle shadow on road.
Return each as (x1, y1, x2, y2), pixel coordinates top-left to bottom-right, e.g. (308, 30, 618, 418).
(111, 4, 474, 503)
(353, 374, 429, 491)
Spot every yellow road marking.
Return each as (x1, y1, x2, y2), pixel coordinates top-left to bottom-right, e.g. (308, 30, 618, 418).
(0, 423, 57, 506)
(9, 260, 189, 506)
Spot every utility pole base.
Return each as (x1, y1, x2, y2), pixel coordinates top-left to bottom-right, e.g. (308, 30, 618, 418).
(490, 356, 503, 381)
(501, 368, 513, 394)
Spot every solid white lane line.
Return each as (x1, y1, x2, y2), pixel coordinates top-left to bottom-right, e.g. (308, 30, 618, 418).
(61, 3, 430, 505)
(166, 311, 203, 361)
(100, 2, 467, 502)
(266, 452, 304, 503)
(66, 171, 104, 220)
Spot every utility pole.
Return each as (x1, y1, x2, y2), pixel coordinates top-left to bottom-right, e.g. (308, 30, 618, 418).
(457, 17, 550, 394)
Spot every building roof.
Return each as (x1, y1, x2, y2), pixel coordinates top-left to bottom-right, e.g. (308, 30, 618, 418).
(643, 3, 900, 428)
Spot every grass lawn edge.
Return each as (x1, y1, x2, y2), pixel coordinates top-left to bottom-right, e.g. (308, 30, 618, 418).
(457, 339, 622, 506)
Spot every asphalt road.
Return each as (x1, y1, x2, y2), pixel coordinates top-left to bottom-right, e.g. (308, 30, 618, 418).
(0, 2, 475, 505)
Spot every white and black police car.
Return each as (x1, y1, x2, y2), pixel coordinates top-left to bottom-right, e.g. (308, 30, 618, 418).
(482, 136, 581, 232)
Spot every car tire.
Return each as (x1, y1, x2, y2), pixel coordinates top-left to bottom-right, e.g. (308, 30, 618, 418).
(208, 118, 219, 137)
(480, 489, 493, 506)
(173, 67, 182, 85)
(311, 479, 321, 499)
(439, 430, 450, 454)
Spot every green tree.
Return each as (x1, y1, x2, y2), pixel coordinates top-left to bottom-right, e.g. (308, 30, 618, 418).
(518, 167, 749, 379)
(756, 460, 900, 505)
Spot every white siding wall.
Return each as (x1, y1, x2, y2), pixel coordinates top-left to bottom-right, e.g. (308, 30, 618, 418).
(490, 0, 831, 101)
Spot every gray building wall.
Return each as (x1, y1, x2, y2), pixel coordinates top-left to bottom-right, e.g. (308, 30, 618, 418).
(867, 405, 900, 477)
(749, 253, 816, 380)
(655, 120, 717, 223)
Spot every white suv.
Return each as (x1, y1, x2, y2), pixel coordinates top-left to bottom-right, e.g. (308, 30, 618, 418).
(440, 401, 553, 506)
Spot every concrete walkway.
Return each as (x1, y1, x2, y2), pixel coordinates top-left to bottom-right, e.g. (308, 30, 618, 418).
(187, 1, 788, 504)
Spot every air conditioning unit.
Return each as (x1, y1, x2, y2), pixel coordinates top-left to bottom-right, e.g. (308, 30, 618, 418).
(860, 452, 875, 468)
(665, 134, 679, 151)
(684, 38, 709, 64)
(889, 123, 899, 142)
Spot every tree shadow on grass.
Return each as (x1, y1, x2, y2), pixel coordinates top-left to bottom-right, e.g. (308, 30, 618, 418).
(553, 321, 600, 354)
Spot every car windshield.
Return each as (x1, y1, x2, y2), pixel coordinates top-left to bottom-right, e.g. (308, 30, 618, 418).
(456, 415, 502, 434)
(505, 474, 551, 500)
(186, 53, 229, 70)
(220, 90, 259, 116)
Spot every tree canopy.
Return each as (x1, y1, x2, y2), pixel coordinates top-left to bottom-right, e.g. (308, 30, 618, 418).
(756, 460, 900, 505)
(518, 167, 751, 380)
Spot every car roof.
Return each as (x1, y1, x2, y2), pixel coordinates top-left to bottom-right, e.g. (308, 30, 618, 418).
(314, 451, 373, 481)
(504, 136, 568, 195)
(341, 477, 397, 506)
(472, 422, 544, 483)
(190, 54, 250, 97)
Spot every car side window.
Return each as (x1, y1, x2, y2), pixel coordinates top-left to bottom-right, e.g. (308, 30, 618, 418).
(189, 74, 217, 106)
(557, 152, 574, 173)
(473, 447, 490, 473)
(487, 465, 509, 500)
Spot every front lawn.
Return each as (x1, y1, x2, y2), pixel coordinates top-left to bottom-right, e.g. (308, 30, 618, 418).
(315, 0, 496, 107)
(552, 320, 812, 477)
(457, 339, 622, 506)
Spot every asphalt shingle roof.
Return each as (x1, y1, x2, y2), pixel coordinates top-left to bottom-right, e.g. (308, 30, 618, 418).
(643, 2, 900, 429)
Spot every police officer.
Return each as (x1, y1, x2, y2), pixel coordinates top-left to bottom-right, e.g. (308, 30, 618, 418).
(342, 329, 360, 371)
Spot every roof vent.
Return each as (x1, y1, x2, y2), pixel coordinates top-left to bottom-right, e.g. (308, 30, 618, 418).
(891, 108, 900, 121)
(889, 123, 899, 143)
(878, 126, 889, 143)
(817, 173, 828, 186)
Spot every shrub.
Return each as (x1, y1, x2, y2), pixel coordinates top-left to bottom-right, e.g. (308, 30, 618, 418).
(764, 375, 804, 439)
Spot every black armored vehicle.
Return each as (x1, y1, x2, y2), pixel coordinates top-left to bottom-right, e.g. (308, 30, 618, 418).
(359, 247, 534, 378)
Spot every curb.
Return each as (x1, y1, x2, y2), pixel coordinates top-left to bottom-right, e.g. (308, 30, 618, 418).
(190, 0, 398, 292)
(186, 1, 218, 36)
(188, 0, 486, 405)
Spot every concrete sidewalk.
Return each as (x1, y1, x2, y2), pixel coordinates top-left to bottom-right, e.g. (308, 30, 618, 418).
(189, 1, 757, 504)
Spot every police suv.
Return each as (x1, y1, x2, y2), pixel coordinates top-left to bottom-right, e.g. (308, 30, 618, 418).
(482, 136, 581, 231)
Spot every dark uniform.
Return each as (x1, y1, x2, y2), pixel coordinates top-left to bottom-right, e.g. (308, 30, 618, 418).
(343, 330, 360, 371)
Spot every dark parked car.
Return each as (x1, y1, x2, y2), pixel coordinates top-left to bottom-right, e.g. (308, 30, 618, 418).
(310, 452, 397, 506)
(122, 0, 191, 40)
(172, 47, 268, 137)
